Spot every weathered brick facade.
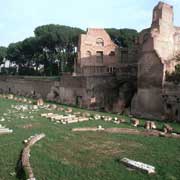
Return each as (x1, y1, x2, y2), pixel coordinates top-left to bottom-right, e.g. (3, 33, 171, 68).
(131, 2, 180, 121)
(74, 28, 121, 75)
(0, 1, 180, 121)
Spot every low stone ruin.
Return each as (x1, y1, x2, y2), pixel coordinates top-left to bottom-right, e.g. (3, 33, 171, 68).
(131, 118, 140, 127)
(11, 104, 39, 112)
(41, 113, 89, 124)
(36, 98, 44, 106)
(40, 111, 127, 125)
(121, 158, 156, 174)
(144, 121, 157, 130)
(72, 125, 105, 132)
(0, 94, 33, 104)
(22, 133, 45, 180)
(163, 124, 173, 133)
(0, 124, 13, 135)
(114, 118, 126, 124)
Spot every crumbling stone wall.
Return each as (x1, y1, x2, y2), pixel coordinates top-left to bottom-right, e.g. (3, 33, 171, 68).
(132, 2, 180, 120)
(47, 74, 118, 110)
(162, 83, 180, 122)
(75, 28, 121, 75)
(0, 76, 56, 99)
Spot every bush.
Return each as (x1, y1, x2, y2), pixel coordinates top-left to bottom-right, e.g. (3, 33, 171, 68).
(166, 64, 180, 84)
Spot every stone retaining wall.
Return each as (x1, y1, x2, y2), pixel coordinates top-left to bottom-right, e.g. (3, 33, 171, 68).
(0, 76, 56, 99)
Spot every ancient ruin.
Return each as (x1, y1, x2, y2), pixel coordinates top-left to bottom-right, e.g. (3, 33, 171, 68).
(74, 28, 121, 75)
(0, 2, 179, 122)
(47, 28, 137, 113)
(132, 1, 180, 121)
(121, 158, 156, 174)
(22, 134, 45, 180)
(1, 2, 180, 180)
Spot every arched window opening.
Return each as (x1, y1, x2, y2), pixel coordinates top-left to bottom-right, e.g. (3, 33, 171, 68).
(96, 38, 104, 46)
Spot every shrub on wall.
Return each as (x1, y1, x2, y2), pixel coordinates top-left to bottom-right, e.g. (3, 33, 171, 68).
(166, 64, 180, 84)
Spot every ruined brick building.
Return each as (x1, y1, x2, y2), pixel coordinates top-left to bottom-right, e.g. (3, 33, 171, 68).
(0, 1, 180, 121)
(46, 28, 137, 113)
(74, 28, 137, 76)
(132, 1, 180, 121)
(74, 28, 121, 75)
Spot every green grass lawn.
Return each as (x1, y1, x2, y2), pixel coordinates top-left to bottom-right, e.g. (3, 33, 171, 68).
(0, 98, 180, 180)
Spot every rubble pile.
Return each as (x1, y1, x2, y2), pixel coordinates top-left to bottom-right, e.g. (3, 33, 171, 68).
(1, 93, 176, 137)
(40, 111, 127, 125)
(0, 94, 33, 104)
(41, 113, 89, 124)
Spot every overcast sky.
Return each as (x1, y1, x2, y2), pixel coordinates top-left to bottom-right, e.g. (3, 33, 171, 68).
(0, 0, 180, 47)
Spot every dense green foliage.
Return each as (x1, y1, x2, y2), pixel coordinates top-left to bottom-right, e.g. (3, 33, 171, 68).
(2, 25, 138, 76)
(6, 25, 84, 76)
(166, 54, 180, 84)
(106, 28, 138, 48)
(166, 64, 180, 83)
(0, 98, 180, 180)
(0, 46, 7, 65)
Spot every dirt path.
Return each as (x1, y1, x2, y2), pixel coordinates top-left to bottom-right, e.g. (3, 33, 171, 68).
(72, 127, 180, 139)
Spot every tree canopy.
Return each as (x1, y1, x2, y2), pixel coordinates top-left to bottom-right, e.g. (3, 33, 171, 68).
(0, 46, 7, 65)
(3, 25, 138, 76)
(6, 25, 85, 75)
(166, 53, 180, 84)
(106, 28, 138, 48)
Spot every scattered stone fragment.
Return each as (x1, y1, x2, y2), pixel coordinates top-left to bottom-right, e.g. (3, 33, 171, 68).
(131, 118, 140, 127)
(7, 94, 14, 100)
(150, 121, 156, 129)
(22, 98, 28, 103)
(32, 105, 38, 110)
(94, 114, 101, 120)
(57, 107, 65, 111)
(10, 172, 16, 176)
(73, 112, 81, 116)
(97, 125, 104, 130)
(114, 118, 126, 124)
(36, 98, 44, 106)
(49, 104, 57, 110)
(65, 108, 73, 113)
(41, 112, 90, 124)
(28, 100, 33, 104)
(0, 124, 13, 134)
(72, 126, 105, 132)
(163, 124, 173, 133)
(82, 112, 90, 117)
(144, 121, 157, 130)
(0, 118, 5, 122)
(78, 117, 89, 122)
(104, 116, 113, 121)
(121, 158, 156, 174)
